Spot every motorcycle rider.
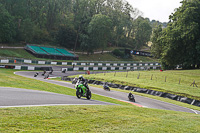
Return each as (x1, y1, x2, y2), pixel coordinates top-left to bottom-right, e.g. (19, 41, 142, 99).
(128, 92, 133, 97)
(128, 92, 135, 101)
(77, 75, 89, 95)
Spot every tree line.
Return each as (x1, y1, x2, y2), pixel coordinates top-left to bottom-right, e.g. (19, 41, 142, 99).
(151, 0, 200, 69)
(0, 0, 153, 54)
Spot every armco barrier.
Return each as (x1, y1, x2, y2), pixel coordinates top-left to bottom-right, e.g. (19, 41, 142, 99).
(62, 77, 200, 107)
(1, 64, 161, 71)
(0, 58, 161, 68)
(13, 65, 52, 71)
(61, 66, 160, 71)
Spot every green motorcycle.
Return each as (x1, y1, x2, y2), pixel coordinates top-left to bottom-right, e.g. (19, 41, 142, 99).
(75, 81, 91, 100)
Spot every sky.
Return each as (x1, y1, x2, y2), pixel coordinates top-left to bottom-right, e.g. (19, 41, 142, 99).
(126, 0, 182, 22)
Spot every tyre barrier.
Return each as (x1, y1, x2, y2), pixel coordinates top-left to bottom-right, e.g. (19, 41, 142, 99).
(61, 76, 200, 107)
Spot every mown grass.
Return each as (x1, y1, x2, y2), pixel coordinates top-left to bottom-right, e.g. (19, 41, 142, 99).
(0, 49, 36, 59)
(0, 69, 200, 132)
(78, 53, 157, 62)
(1, 105, 200, 132)
(70, 70, 200, 101)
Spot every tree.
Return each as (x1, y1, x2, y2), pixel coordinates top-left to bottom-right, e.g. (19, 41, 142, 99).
(17, 18, 35, 43)
(0, 4, 16, 43)
(0, 0, 150, 51)
(151, 0, 200, 69)
(134, 17, 152, 49)
(151, 25, 163, 58)
(88, 14, 112, 53)
(56, 26, 77, 49)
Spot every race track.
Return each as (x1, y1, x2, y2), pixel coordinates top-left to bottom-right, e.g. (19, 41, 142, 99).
(11, 71, 200, 114)
(0, 87, 115, 108)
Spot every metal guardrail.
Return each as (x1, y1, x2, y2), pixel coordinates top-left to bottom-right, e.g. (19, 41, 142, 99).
(0, 58, 161, 68)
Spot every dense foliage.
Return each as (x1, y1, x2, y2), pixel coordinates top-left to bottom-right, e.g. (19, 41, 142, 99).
(0, 0, 152, 53)
(151, 0, 200, 69)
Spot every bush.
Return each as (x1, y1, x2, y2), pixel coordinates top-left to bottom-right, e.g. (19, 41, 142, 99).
(112, 49, 125, 58)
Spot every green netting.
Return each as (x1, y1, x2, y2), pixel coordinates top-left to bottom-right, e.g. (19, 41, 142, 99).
(40, 47, 63, 56)
(27, 45, 76, 57)
(28, 45, 48, 55)
(56, 48, 75, 57)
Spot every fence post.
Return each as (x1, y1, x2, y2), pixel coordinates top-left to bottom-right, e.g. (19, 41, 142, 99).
(179, 78, 181, 84)
(190, 80, 198, 88)
(151, 74, 153, 80)
(137, 73, 140, 79)
(165, 76, 167, 82)
(126, 71, 128, 78)
(114, 72, 116, 77)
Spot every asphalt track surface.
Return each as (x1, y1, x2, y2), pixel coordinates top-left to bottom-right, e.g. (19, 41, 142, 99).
(0, 87, 115, 108)
(1, 70, 199, 114)
(7, 71, 198, 114)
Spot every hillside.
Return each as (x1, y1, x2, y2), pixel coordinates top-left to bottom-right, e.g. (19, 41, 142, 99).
(0, 48, 158, 62)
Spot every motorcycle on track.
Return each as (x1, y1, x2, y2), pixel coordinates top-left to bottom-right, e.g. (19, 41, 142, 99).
(75, 81, 91, 100)
(103, 83, 110, 91)
(72, 77, 78, 84)
(128, 92, 135, 102)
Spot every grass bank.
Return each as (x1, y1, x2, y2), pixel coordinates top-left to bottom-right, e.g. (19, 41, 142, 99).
(0, 49, 36, 59)
(0, 69, 200, 132)
(1, 105, 200, 132)
(0, 48, 157, 62)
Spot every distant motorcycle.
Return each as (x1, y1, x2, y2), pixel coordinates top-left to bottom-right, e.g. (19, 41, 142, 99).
(103, 83, 110, 91)
(72, 77, 78, 84)
(128, 92, 135, 102)
(34, 72, 39, 77)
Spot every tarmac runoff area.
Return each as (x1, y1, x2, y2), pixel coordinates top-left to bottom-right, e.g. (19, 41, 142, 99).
(1, 71, 199, 114)
(0, 87, 116, 108)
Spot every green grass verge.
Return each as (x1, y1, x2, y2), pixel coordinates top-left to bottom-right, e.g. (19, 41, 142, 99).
(69, 70, 200, 101)
(0, 49, 36, 59)
(1, 69, 200, 132)
(1, 106, 200, 132)
(78, 53, 157, 62)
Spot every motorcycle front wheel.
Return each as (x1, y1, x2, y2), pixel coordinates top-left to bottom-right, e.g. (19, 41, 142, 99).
(76, 89, 81, 99)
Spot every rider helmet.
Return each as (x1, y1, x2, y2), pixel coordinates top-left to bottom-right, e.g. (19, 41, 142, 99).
(79, 75, 83, 80)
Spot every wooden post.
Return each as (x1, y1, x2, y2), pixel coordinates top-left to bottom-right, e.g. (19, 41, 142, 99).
(114, 72, 116, 77)
(126, 71, 128, 78)
(179, 78, 181, 84)
(165, 76, 167, 82)
(104, 72, 106, 76)
(151, 74, 153, 80)
(190, 80, 198, 88)
(137, 73, 140, 79)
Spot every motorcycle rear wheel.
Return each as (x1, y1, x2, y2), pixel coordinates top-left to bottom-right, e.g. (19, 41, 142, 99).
(86, 90, 91, 100)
